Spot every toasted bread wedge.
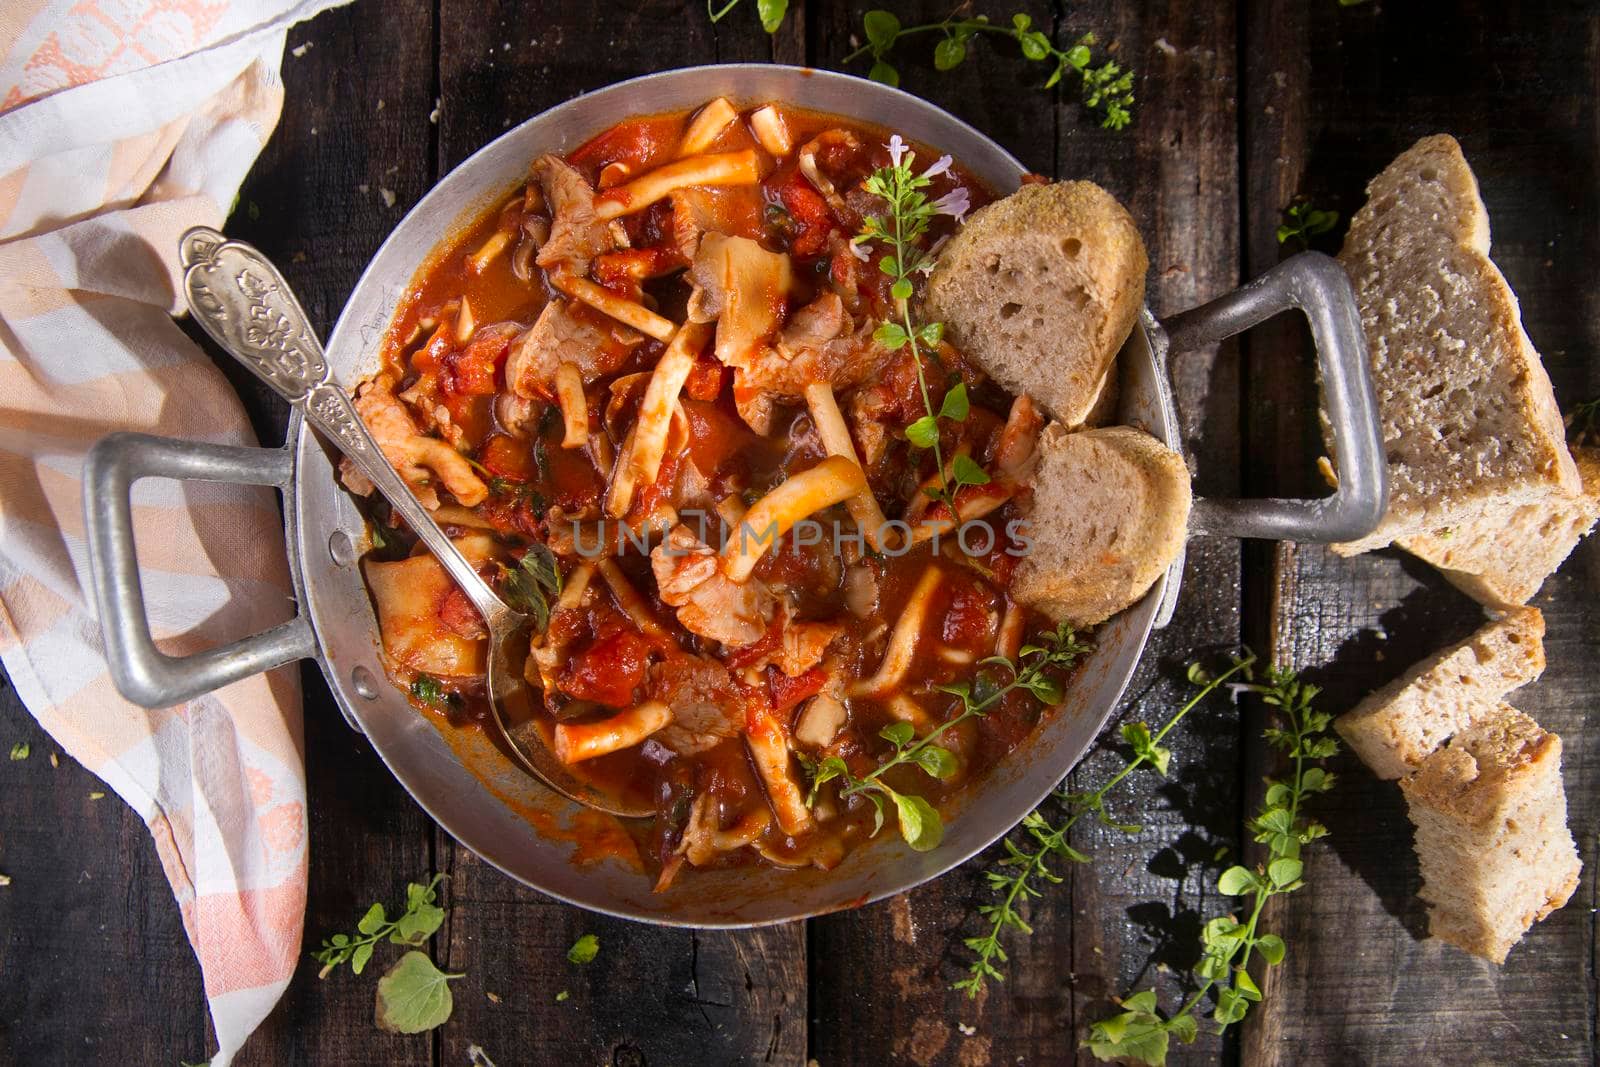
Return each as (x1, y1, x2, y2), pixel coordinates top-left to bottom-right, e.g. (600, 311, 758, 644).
(1010, 424, 1190, 628)
(1398, 447, 1600, 609)
(1335, 607, 1545, 780)
(1330, 135, 1580, 555)
(927, 181, 1147, 428)
(1400, 706, 1580, 963)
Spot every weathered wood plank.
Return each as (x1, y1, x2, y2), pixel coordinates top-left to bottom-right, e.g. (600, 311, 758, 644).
(1056, 4, 1243, 1065)
(1239, 1, 1600, 1063)
(431, 4, 806, 1064)
(0, 678, 209, 1064)
(223, 6, 442, 1065)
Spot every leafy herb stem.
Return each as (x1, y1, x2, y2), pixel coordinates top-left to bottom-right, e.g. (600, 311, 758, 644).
(847, 11, 1135, 130)
(313, 874, 448, 979)
(1085, 666, 1339, 1065)
(955, 653, 1257, 997)
(855, 143, 979, 513)
(803, 623, 1089, 853)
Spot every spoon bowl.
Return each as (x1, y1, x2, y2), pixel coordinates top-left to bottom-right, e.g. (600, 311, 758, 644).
(177, 225, 651, 819)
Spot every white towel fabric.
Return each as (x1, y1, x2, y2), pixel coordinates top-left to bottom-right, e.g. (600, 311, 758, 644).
(0, 1, 348, 1062)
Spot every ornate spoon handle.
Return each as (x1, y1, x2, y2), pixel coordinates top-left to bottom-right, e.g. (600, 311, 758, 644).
(178, 226, 515, 628)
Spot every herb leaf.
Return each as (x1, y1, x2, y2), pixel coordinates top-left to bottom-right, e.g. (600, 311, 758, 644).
(9, 741, 28, 761)
(804, 623, 1090, 853)
(313, 873, 448, 979)
(1085, 664, 1339, 1062)
(567, 933, 600, 964)
(374, 950, 463, 1034)
(1277, 201, 1340, 247)
(846, 15, 1134, 130)
(501, 542, 562, 632)
(956, 652, 1257, 999)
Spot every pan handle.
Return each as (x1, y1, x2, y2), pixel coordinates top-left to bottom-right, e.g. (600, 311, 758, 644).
(1159, 251, 1388, 542)
(83, 432, 318, 708)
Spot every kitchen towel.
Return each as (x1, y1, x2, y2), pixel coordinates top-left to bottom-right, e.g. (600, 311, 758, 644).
(0, 1, 347, 1062)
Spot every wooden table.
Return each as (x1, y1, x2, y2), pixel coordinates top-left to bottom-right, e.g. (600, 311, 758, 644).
(3, 2, 1596, 1063)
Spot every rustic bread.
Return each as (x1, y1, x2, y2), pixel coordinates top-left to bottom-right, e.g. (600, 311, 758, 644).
(1399, 706, 1580, 963)
(1335, 607, 1544, 780)
(1398, 447, 1600, 609)
(926, 181, 1147, 428)
(1330, 134, 1580, 555)
(1010, 424, 1190, 628)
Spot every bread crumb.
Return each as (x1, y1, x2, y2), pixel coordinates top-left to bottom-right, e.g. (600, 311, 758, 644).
(291, 42, 311, 58)
(486, 991, 500, 1003)
(380, 187, 397, 208)
(376, 98, 385, 111)
(1154, 37, 1177, 56)
(958, 1023, 977, 1036)
(430, 99, 441, 124)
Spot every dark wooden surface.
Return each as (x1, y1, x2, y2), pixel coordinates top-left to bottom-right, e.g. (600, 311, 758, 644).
(1, 2, 1596, 1064)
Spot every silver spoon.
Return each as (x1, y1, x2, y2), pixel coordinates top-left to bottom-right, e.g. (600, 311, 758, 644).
(177, 225, 650, 819)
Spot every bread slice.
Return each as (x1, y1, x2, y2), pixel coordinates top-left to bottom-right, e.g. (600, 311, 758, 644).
(1330, 134, 1580, 555)
(1335, 607, 1544, 779)
(1399, 706, 1580, 963)
(926, 181, 1147, 427)
(1010, 424, 1190, 627)
(1398, 447, 1600, 609)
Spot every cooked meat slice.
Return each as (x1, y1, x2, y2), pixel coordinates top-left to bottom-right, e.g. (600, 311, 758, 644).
(530, 154, 617, 275)
(506, 298, 642, 400)
(649, 654, 745, 755)
(651, 524, 775, 647)
(731, 296, 893, 433)
(344, 380, 487, 509)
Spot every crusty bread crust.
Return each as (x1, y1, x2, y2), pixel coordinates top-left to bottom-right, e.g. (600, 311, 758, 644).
(1398, 447, 1600, 608)
(1331, 134, 1580, 555)
(927, 181, 1147, 427)
(1010, 424, 1190, 628)
(1334, 607, 1545, 779)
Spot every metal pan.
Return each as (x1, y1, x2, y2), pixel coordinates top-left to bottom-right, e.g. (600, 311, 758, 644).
(83, 65, 1385, 926)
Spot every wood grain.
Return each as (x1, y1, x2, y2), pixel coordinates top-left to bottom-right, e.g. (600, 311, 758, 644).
(1239, 1, 1600, 1063)
(1057, 4, 1244, 1065)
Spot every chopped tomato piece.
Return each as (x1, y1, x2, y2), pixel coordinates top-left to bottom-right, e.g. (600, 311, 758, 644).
(559, 628, 652, 708)
(777, 170, 835, 258)
(438, 585, 486, 640)
(941, 579, 999, 649)
(768, 666, 827, 714)
(447, 328, 512, 397)
(725, 615, 783, 668)
(481, 433, 536, 479)
(683, 357, 728, 402)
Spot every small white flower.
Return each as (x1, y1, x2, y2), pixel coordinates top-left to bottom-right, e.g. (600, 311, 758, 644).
(887, 134, 908, 168)
(931, 187, 971, 221)
(848, 238, 872, 262)
(919, 234, 952, 272)
(922, 154, 953, 179)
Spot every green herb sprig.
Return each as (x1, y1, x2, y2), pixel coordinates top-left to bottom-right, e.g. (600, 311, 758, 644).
(955, 654, 1257, 997)
(804, 623, 1090, 853)
(854, 143, 983, 512)
(314, 874, 464, 1034)
(1276, 201, 1339, 247)
(313, 874, 448, 978)
(848, 11, 1135, 130)
(1084, 666, 1338, 1066)
(500, 542, 562, 632)
(706, 0, 788, 34)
